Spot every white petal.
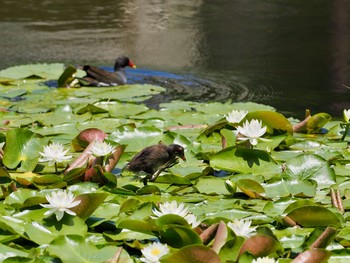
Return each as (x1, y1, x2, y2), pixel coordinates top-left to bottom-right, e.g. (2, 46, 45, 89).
(44, 209, 56, 216)
(250, 138, 258, 146)
(64, 209, 77, 216)
(55, 210, 65, 221)
(65, 200, 81, 208)
(40, 203, 55, 209)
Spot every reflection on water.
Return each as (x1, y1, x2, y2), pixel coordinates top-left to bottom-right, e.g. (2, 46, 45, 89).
(0, 0, 349, 118)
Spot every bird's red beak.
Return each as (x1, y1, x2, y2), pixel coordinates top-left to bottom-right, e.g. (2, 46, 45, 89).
(181, 155, 186, 161)
(129, 61, 136, 68)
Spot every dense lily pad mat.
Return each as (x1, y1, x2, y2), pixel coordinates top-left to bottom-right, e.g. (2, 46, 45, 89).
(0, 64, 350, 262)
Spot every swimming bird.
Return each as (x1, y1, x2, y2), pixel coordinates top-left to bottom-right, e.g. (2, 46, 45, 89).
(79, 56, 136, 86)
(125, 143, 186, 185)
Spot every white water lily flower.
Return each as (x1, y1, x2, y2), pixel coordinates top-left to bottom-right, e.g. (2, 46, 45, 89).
(40, 190, 81, 221)
(39, 142, 72, 166)
(91, 141, 116, 157)
(151, 200, 201, 228)
(185, 213, 201, 228)
(151, 200, 189, 218)
(0, 142, 5, 150)
(344, 109, 350, 123)
(237, 119, 267, 146)
(227, 219, 256, 238)
(252, 256, 277, 263)
(225, 109, 248, 123)
(140, 242, 169, 263)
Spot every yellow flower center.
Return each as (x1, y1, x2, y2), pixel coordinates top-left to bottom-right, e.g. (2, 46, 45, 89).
(151, 248, 161, 256)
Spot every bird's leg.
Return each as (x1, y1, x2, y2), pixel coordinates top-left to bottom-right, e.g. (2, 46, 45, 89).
(149, 158, 178, 182)
(143, 176, 149, 186)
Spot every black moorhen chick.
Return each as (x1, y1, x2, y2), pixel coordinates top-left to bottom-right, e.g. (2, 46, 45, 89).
(79, 56, 136, 86)
(125, 144, 186, 185)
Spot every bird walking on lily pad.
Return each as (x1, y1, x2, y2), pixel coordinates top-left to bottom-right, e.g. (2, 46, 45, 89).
(124, 143, 186, 185)
(79, 56, 136, 86)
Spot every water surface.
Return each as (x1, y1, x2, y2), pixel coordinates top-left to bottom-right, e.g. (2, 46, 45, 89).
(1, 0, 349, 118)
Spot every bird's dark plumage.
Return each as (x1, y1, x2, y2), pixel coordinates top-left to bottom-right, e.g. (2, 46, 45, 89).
(125, 144, 186, 184)
(80, 56, 136, 86)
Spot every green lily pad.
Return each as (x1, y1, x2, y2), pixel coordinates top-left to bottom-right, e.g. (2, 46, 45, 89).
(235, 179, 266, 199)
(307, 113, 332, 133)
(284, 154, 336, 188)
(284, 205, 342, 227)
(0, 244, 28, 261)
(195, 177, 229, 195)
(47, 235, 117, 263)
(0, 63, 65, 80)
(246, 111, 293, 134)
(210, 146, 279, 175)
(109, 125, 164, 152)
(162, 244, 221, 263)
(159, 225, 202, 248)
(3, 128, 45, 172)
(25, 216, 87, 245)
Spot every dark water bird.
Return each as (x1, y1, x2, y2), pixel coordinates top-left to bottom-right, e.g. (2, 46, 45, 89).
(125, 144, 186, 185)
(79, 56, 136, 86)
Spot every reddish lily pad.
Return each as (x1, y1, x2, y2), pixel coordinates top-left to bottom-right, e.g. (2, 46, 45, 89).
(239, 234, 282, 258)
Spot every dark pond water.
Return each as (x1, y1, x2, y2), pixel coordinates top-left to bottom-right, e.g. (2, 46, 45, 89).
(1, 0, 350, 118)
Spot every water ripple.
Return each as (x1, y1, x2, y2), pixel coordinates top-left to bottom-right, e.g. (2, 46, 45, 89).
(127, 68, 282, 108)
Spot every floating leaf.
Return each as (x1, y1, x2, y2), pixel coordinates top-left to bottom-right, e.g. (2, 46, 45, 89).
(284, 154, 336, 188)
(156, 214, 189, 227)
(235, 179, 266, 199)
(3, 128, 45, 171)
(246, 111, 293, 134)
(195, 177, 228, 195)
(3, 188, 46, 209)
(239, 234, 282, 258)
(47, 235, 116, 263)
(284, 206, 342, 227)
(210, 146, 279, 175)
(57, 65, 77, 87)
(25, 216, 87, 245)
(117, 219, 158, 236)
(70, 192, 108, 220)
(109, 126, 164, 152)
(76, 104, 108, 115)
(158, 225, 202, 248)
(264, 177, 317, 198)
(292, 249, 331, 263)
(0, 244, 28, 261)
(0, 63, 65, 80)
(89, 84, 165, 101)
(162, 244, 221, 263)
(307, 113, 332, 133)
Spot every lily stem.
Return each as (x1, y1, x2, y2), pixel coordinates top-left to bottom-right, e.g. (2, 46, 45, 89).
(341, 123, 350, 141)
